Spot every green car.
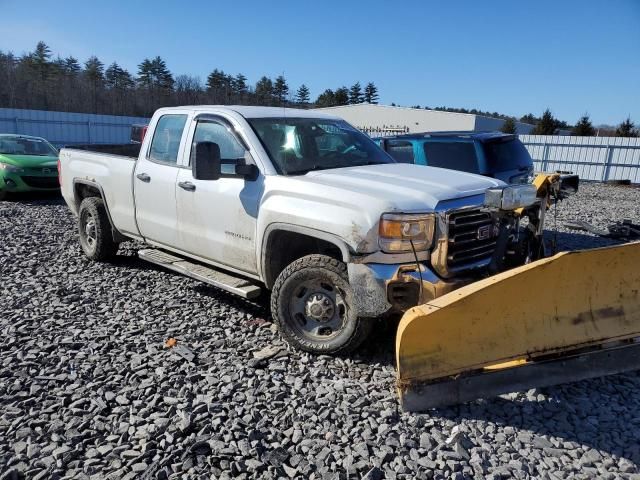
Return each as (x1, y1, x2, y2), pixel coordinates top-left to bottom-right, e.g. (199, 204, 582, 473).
(0, 134, 60, 200)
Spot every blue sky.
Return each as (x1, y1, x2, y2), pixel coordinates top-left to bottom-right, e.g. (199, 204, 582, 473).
(1, 0, 638, 125)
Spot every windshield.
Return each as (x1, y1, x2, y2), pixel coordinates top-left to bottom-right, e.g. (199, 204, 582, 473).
(482, 138, 532, 171)
(247, 118, 394, 175)
(0, 136, 58, 156)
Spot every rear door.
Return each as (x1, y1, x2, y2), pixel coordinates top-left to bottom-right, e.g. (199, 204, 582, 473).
(133, 113, 188, 247)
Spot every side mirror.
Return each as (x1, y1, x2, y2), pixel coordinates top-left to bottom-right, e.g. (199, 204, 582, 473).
(193, 141, 221, 180)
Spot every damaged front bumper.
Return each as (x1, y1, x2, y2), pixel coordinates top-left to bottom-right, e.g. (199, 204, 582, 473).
(347, 262, 473, 317)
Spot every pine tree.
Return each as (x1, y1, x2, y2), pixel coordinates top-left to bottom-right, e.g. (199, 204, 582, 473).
(206, 69, 226, 92)
(315, 89, 336, 107)
(151, 56, 173, 90)
(84, 56, 105, 113)
(348, 82, 363, 104)
(615, 117, 638, 137)
(85, 56, 105, 83)
(295, 84, 310, 104)
(334, 87, 349, 106)
(31, 41, 52, 69)
(273, 75, 289, 104)
(255, 76, 274, 105)
(205, 69, 230, 103)
(520, 113, 538, 125)
(105, 63, 134, 90)
(232, 73, 248, 97)
(20, 42, 55, 108)
(363, 82, 379, 104)
(500, 117, 517, 134)
(531, 109, 557, 135)
(137, 56, 173, 91)
(572, 114, 595, 136)
(62, 56, 81, 75)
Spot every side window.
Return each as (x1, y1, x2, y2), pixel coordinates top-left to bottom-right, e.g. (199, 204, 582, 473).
(190, 120, 246, 165)
(148, 114, 187, 164)
(423, 142, 479, 174)
(386, 140, 414, 164)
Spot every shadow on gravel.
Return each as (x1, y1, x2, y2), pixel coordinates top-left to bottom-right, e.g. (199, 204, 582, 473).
(193, 281, 399, 367)
(434, 377, 640, 465)
(3, 190, 64, 205)
(546, 230, 625, 252)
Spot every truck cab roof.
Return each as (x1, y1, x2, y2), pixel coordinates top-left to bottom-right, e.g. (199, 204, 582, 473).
(155, 105, 342, 120)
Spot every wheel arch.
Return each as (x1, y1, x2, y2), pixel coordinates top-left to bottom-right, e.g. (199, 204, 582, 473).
(73, 179, 126, 243)
(261, 223, 353, 289)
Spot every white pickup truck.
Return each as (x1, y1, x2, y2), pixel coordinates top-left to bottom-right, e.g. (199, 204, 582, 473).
(59, 106, 539, 354)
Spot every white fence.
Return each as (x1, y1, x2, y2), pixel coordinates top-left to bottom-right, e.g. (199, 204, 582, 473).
(520, 135, 640, 183)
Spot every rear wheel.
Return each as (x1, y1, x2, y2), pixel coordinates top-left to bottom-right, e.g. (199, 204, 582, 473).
(78, 197, 118, 261)
(0, 189, 6, 201)
(271, 254, 372, 354)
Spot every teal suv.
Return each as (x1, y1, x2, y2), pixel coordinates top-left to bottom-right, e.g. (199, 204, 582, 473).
(376, 131, 534, 184)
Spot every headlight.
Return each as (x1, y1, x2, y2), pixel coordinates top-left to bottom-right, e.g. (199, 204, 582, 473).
(0, 163, 24, 173)
(379, 213, 435, 253)
(484, 184, 538, 210)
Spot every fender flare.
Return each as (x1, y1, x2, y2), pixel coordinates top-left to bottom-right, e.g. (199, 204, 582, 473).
(72, 179, 127, 243)
(260, 223, 353, 286)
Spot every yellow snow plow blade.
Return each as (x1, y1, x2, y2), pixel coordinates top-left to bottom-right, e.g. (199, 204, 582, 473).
(396, 242, 640, 411)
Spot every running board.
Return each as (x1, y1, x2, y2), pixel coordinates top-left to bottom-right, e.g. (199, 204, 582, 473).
(138, 249, 261, 299)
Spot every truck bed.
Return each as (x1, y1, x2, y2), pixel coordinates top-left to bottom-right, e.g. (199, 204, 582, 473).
(59, 146, 140, 238)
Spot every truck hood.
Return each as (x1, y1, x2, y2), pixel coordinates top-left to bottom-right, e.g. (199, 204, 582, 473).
(302, 163, 504, 210)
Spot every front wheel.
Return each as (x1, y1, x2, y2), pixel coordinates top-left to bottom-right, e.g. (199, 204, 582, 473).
(270, 254, 372, 354)
(78, 197, 118, 261)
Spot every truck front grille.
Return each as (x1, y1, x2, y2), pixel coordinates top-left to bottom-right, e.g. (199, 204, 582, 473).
(447, 209, 497, 269)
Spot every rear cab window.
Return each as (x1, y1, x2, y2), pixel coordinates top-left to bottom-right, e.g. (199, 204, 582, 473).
(385, 140, 415, 164)
(423, 141, 480, 174)
(148, 114, 188, 165)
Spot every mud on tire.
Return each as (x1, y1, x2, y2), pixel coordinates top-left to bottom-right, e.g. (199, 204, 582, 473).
(270, 254, 372, 354)
(78, 196, 118, 261)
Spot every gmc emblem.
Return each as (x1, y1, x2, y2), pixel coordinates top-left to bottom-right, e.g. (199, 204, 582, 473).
(476, 224, 499, 241)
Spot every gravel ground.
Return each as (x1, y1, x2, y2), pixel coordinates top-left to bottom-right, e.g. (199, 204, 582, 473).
(1, 183, 640, 480)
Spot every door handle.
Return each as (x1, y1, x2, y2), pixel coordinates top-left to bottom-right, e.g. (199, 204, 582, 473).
(136, 173, 151, 183)
(178, 181, 196, 192)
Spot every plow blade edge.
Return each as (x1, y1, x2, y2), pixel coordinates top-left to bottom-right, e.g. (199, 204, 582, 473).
(396, 242, 640, 411)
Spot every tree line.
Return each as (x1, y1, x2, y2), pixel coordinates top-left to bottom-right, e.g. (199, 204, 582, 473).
(1, 42, 635, 137)
(501, 109, 637, 137)
(0, 42, 380, 117)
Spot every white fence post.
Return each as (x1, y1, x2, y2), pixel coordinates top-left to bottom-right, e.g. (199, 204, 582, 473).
(602, 146, 614, 182)
(541, 143, 550, 172)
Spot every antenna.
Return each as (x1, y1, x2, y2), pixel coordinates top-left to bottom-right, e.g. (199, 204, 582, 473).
(281, 70, 286, 118)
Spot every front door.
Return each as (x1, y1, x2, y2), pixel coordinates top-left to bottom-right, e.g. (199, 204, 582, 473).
(133, 113, 187, 247)
(176, 115, 260, 274)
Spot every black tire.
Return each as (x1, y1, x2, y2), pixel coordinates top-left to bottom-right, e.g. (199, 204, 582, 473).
(0, 189, 7, 201)
(270, 254, 372, 354)
(78, 196, 118, 261)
